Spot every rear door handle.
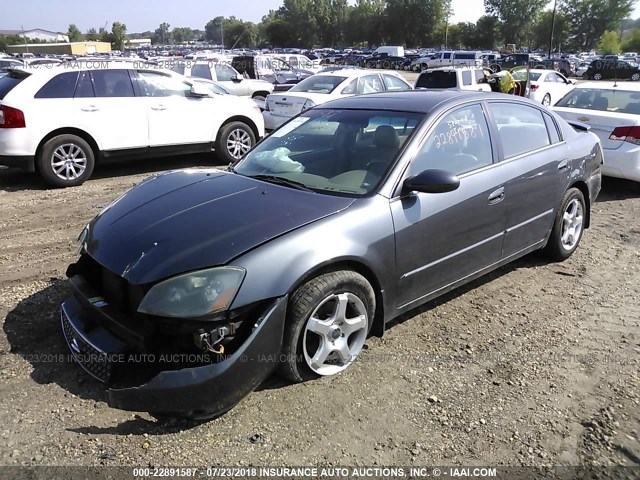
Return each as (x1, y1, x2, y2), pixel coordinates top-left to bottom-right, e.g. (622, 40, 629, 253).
(151, 105, 167, 111)
(488, 187, 505, 204)
(81, 105, 99, 112)
(558, 159, 569, 171)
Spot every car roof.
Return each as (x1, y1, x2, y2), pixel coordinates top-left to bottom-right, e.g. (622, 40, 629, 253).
(571, 81, 640, 91)
(318, 90, 496, 113)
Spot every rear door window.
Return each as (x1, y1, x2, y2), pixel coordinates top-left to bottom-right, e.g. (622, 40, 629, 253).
(191, 64, 213, 80)
(0, 70, 30, 100)
(35, 72, 79, 98)
(488, 103, 551, 158)
(91, 70, 135, 97)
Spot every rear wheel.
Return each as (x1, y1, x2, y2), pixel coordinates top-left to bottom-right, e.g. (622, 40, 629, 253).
(593, 72, 603, 80)
(215, 121, 255, 163)
(279, 270, 375, 383)
(37, 134, 95, 187)
(543, 188, 586, 261)
(631, 73, 640, 81)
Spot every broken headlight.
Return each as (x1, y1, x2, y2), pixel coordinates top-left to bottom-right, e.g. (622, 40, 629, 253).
(138, 267, 245, 319)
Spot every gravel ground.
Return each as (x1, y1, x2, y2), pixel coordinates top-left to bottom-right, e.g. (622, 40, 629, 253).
(0, 153, 639, 471)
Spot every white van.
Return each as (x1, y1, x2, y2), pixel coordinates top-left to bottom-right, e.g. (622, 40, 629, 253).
(373, 46, 404, 57)
(411, 50, 482, 71)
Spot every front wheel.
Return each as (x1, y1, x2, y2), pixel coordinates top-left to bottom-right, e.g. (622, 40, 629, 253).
(37, 134, 95, 187)
(279, 270, 375, 383)
(593, 72, 603, 80)
(543, 187, 586, 261)
(631, 73, 640, 81)
(582, 72, 590, 79)
(215, 121, 256, 163)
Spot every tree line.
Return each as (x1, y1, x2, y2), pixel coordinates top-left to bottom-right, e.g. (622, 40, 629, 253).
(1, 0, 639, 53)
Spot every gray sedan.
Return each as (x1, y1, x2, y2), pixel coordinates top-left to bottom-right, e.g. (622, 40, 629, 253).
(62, 90, 602, 419)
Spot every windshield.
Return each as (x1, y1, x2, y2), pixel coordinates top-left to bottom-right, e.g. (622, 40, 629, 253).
(416, 71, 456, 89)
(555, 88, 640, 114)
(235, 109, 424, 195)
(289, 75, 347, 93)
(512, 71, 542, 81)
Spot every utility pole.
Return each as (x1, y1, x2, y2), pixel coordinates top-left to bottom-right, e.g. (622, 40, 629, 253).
(548, 0, 557, 58)
(20, 25, 29, 54)
(221, 20, 224, 51)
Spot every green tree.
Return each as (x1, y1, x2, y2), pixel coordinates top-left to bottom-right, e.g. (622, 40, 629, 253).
(474, 15, 500, 49)
(597, 30, 621, 54)
(154, 22, 171, 45)
(484, 0, 548, 46)
(562, 0, 634, 50)
(172, 27, 196, 44)
(85, 28, 99, 41)
(205, 17, 225, 44)
(531, 9, 568, 51)
(67, 24, 84, 42)
(111, 22, 127, 51)
(344, 0, 386, 46)
(385, 0, 449, 46)
(622, 28, 640, 52)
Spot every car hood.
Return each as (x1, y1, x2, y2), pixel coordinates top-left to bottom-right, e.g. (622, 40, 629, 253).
(84, 169, 354, 285)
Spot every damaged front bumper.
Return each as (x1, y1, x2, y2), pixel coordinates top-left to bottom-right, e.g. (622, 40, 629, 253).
(60, 285, 287, 416)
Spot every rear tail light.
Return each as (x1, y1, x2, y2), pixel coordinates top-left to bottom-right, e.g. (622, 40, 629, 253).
(0, 105, 26, 128)
(530, 84, 539, 91)
(610, 126, 640, 145)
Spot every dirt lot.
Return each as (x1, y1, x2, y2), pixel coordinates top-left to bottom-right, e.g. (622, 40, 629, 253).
(0, 156, 639, 471)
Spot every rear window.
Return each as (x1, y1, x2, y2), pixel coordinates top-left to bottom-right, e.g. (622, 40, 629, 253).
(290, 75, 347, 93)
(416, 71, 456, 89)
(0, 70, 30, 100)
(555, 88, 640, 114)
(35, 72, 79, 99)
(454, 53, 477, 60)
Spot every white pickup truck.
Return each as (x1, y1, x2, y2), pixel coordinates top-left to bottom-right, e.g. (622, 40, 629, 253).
(414, 67, 492, 92)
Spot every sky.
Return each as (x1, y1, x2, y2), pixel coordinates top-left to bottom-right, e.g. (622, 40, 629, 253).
(3, 0, 640, 34)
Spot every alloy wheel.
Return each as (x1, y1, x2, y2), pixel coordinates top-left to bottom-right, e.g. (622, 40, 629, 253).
(226, 129, 252, 160)
(51, 143, 87, 181)
(303, 292, 368, 376)
(561, 199, 584, 251)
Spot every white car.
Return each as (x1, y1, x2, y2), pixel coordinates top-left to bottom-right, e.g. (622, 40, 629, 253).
(512, 69, 575, 106)
(0, 64, 264, 187)
(171, 60, 274, 102)
(262, 70, 412, 130)
(553, 82, 640, 182)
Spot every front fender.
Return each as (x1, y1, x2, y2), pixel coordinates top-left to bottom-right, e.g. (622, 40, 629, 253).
(230, 195, 397, 321)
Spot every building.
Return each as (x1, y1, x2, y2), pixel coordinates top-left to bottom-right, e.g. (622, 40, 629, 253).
(0, 28, 69, 43)
(6, 41, 111, 56)
(126, 38, 152, 48)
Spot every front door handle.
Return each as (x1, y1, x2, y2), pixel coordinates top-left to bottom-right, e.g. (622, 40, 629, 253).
(81, 105, 99, 112)
(151, 104, 167, 111)
(558, 159, 569, 172)
(488, 187, 505, 205)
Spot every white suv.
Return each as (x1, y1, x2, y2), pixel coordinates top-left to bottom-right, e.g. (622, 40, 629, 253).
(0, 63, 264, 187)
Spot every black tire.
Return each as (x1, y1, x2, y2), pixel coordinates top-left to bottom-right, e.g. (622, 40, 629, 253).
(631, 73, 640, 81)
(582, 72, 590, 79)
(215, 121, 256, 164)
(542, 93, 551, 106)
(593, 72, 603, 80)
(279, 270, 376, 383)
(543, 188, 586, 261)
(37, 134, 95, 187)
(490, 64, 501, 72)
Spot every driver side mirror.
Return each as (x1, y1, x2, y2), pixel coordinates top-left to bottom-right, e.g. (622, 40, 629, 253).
(189, 83, 210, 97)
(402, 169, 460, 194)
(232, 74, 243, 82)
